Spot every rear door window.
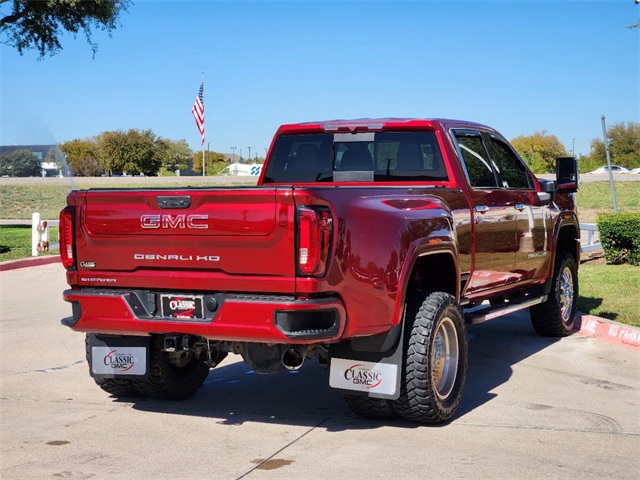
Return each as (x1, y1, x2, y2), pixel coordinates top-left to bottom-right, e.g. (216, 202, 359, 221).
(452, 131, 498, 188)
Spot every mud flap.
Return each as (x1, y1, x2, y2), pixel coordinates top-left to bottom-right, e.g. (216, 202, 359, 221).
(88, 334, 150, 379)
(328, 323, 404, 400)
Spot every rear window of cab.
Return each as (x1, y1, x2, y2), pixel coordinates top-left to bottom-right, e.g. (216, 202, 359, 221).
(262, 131, 448, 183)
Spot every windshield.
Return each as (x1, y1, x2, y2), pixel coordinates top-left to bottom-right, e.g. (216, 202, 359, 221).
(263, 131, 447, 183)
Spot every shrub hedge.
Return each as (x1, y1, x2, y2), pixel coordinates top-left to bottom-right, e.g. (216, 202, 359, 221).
(596, 213, 640, 266)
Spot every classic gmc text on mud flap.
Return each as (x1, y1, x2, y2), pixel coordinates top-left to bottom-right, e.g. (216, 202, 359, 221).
(60, 118, 580, 423)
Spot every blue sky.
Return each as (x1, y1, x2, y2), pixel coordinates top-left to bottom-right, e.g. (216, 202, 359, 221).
(1, 0, 638, 159)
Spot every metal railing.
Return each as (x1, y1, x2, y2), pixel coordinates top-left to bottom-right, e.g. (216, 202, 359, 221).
(580, 223, 601, 253)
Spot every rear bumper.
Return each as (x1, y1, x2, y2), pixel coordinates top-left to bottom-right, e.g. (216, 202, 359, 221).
(62, 289, 346, 343)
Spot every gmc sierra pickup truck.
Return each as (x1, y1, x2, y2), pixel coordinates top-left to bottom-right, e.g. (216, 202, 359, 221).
(60, 118, 580, 423)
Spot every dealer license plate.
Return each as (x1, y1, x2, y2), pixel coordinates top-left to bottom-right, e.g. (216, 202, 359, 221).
(161, 294, 204, 319)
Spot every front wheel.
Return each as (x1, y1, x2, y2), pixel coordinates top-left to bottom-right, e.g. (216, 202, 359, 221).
(392, 292, 468, 423)
(530, 252, 578, 337)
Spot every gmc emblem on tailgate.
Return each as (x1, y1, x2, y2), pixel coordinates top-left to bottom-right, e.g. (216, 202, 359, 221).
(140, 214, 209, 229)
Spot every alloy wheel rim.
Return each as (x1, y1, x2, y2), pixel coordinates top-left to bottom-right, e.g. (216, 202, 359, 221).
(559, 266, 574, 324)
(431, 316, 459, 400)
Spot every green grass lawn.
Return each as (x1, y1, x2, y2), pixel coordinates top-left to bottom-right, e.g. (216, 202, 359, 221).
(0, 184, 71, 220)
(576, 181, 640, 223)
(0, 177, 252, 220)
(577, 259, 640, 327)
(1, 178, 638, 221)
(0, 225, 59, 261)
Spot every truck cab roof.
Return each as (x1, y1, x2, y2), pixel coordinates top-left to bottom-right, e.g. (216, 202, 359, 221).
(274, 118, 497, 136)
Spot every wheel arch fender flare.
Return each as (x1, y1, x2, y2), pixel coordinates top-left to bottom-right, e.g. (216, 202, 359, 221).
(392, 242, 460, 327)
(541, 215, 580, 294)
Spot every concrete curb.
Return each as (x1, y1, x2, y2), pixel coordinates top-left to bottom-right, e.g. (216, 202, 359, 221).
(0, 255, 60, 271)
(576, 313, 640, 350)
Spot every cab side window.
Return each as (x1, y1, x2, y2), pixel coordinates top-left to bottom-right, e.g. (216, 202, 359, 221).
(453, 132, 498, 188)
(488, 137, 533, 189)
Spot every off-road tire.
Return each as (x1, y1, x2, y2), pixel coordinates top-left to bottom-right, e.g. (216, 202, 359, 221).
(530, 252, 578, 337)
(392, 292, 467, 423)
(85, 335, 141, 397)
(344, 394, 398, 419)
(130, 335, 211, 400)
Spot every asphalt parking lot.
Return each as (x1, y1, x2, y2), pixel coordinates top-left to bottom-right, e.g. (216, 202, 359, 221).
(1, 263, 638, 479)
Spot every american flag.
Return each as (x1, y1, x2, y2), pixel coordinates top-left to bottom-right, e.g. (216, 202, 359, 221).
(192, 83, 205, 145)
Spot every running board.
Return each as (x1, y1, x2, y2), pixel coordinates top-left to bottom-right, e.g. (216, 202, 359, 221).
(464, 295, 547, 325)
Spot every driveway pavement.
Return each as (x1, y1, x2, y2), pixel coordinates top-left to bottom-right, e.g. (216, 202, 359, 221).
(1, 263, 638, 479)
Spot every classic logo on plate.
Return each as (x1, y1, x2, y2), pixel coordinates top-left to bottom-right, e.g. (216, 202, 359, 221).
(343, 363, 383, 388)
(103, 349, 136, 372)
(169, 298, 196, 315)
(329, 357, 398, 396)
(161, 294, 204, 318)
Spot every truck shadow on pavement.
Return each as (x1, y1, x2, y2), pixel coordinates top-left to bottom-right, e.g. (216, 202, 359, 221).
(129, 311, 563, 431)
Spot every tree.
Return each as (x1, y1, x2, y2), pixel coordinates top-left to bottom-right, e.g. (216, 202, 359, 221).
(588, 122, 640, 169)
(156, 138, 192, 173)
(0, 0, 131, 58)
(576, 154, 600, 174)
(97, 129, 162, 176)
(58, 138, 103, 176)
(510, 131, 568, 173)
(0, 149, 41, 176)
(521, 151, 547, 175)
(192, 151, 229, 176)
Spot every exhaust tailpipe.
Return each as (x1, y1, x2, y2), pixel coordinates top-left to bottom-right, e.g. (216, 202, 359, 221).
(282, 348, 306, 371)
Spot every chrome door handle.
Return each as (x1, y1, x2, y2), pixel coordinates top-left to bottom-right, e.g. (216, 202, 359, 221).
(475, 205, 489, 213)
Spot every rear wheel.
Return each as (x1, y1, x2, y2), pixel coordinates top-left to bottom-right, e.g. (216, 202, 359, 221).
(344, 394, 398, 419)
(87, 334, 211, 400)
(131, 335, 211, 400)
(85, 335, 140, 397)
(392, 292, 468, 423)
(530, 252, 578, 337)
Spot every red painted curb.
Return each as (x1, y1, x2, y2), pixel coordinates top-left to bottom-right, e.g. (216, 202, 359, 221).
(0, 255, 60, 271)
(576, 313, 640, 350)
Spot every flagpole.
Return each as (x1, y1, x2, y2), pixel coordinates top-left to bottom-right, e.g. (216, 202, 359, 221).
(202, 71, 205, 176)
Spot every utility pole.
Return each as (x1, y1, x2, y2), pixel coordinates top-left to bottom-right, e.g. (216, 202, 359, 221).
(231, 146, 237, 160)
(248, 147, 252, 163)
(601, 115, 619, 213)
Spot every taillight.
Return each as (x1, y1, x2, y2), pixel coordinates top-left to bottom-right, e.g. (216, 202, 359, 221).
(297, 206, 332, 277)
(59, 207, 75, 269)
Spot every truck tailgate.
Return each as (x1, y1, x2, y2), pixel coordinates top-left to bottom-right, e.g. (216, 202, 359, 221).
(72, 187, 296, 292)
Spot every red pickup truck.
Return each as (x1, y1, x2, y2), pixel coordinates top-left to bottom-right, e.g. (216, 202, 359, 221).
(60, 118, 580, 423)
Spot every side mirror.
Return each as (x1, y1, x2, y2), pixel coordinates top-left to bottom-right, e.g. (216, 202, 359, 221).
(556, 156, 579, 193)
(537, 178, 555, 205)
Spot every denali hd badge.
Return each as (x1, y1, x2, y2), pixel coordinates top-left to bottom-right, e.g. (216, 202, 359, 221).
(134, 254, 220, 262)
